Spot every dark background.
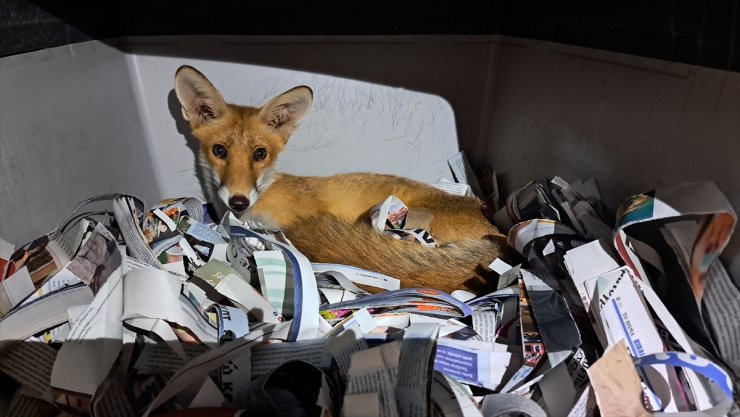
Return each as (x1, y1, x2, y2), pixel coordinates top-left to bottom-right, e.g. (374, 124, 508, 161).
(2, 0, 740, 72)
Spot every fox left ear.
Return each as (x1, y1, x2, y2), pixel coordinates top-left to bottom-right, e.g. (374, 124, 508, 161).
(259, 86, 313, 141)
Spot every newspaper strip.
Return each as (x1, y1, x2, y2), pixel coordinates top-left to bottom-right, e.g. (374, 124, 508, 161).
(386, 228, 437, 247)
(629, 276, 717, 411)
(251, 338, 327, 378)
(209, 304, 251, 405)
(142, 197, 205, 255)
(177, 216, 226, 245)
(242, 359, 325, 415)
(343, 392, 381, 417)
(4, 391, 53, 417)
(432, 179, 473, 197)
(521, 269, 581, 368)
(0, 341, 57, 402)
(0, 266, 34, 314)
(316, 272, 366, 304)
(2, 233, 72, 313)
(66, 221, 121, 295)
(225, 236, 257, 285)
(493, 180, 561, 233)
(254, 250, 294, 315)
(430, 371, 483, 417)
(635, 351, 734, 417)
(447, 151, 483, 197)
(50, 262, 124, 410)
(122, 268, 218, 345)
(469, 294, 508, 343)
(563, 239, 621, 312)
(566, 386, 597, 417)
(321, 288, 473, 319)
(613, 181, 737, 369)
(230, 225, 319, 341)
(193, 259, 283, 324)
(327, 326, 369, 378)
(661, 221, 740, 372)
(434, 340, 511, 390)
(0, 283, 92, 349)
(370, 196, 437, 247)
(593, 266, 681, 412)
(507, 218, 580, 256)
(701, 259, 740, 373)
(536, 361, 578, 416)
(188, 378, 225, 409)
(112, 196, 161, 268)
(371, 195, 409, 232)
(142, 321, 290, 416)
(548, 176, 611, 241)
(344, 341, 401, 417)
(480, 393, 547, 417)
(313, 263, 401, 291)
(499, 278, 547, 393)
(91, 377, 137, 417)
(478, 166, 501, 211)
(396, 323, 439, 417)
(133, 343, 209, 373)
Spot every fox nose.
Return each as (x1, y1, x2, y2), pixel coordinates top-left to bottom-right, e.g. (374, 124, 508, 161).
(228, 195, 250, 212)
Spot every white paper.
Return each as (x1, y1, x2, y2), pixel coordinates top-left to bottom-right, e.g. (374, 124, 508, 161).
(447, 151, 483, 197)
(0, 266, 35, 314)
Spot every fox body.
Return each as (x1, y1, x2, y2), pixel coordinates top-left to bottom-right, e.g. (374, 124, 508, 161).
(175, 66, 512, 293)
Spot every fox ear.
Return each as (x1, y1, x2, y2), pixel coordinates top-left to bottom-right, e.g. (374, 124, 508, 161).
(174, 65, 228, 128)
(259, 86, 313, 140)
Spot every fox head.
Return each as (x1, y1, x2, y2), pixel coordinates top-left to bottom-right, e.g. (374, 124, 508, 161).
(174, 65, 312, 214)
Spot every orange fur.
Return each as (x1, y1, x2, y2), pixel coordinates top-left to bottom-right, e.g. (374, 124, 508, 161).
(175, 65, 514, 294)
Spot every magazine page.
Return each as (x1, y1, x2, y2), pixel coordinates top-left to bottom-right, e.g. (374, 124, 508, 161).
(112, 196, 161, 268)
(613, 181, 739, 374)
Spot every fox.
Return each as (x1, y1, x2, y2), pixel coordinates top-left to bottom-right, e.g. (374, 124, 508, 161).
(174, 65, 515, 294)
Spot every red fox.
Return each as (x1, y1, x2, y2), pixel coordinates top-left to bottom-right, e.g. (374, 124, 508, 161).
(174, 65, 513, 294)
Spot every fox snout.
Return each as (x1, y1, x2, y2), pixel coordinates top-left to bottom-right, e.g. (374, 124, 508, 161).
(227, 195, 250, 212)
(216, 183, 258, 214)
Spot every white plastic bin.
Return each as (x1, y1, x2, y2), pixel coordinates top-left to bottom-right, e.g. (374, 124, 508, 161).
(2, 35, 739, 281)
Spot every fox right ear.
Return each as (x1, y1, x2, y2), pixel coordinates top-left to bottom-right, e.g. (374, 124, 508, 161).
(174, 65, 228, 128)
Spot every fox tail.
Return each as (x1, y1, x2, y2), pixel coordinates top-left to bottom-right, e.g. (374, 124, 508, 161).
(282, 214, 512, 294)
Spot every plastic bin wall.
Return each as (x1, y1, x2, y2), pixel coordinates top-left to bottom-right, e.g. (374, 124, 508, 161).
(1, 35, 739, 281)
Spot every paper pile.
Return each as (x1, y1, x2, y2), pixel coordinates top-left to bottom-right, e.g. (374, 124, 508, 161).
(0, 165, 738, 416)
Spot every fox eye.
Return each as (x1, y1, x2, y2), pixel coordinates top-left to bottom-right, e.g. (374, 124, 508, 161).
(253, 147, 267, 161)
(212, 144, 227, 159)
